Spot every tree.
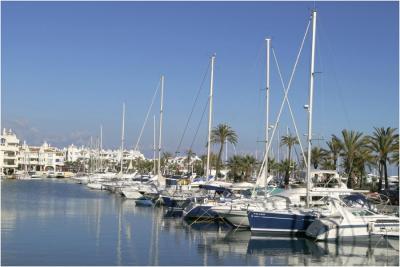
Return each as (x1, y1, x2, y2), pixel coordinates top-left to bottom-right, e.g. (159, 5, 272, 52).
(184, 149, 195, 174)
(241, 155, 257, 181)
(353, 147, 374, 189)
(390, 147, 399, 179)
(200, 153, 218, 176)
(267, 157, 277, 174)
(193, 160, 204, 176)
(280, 135, 299, 187)
(160, 151, 173, 174)
(365, 127, 398, 191)
(311, 147, 328, 169)
(334, 130, 365, 189)
(210, 124, 238, 177)
(227, 155, 244, 182)
(326, 137, 341, 170)
(226, 154, 257, 182)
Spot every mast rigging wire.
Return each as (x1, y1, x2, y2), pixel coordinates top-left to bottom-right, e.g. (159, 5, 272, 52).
(175, 61, 211, 155)
(272, 48, 308, 165)
(256, 17, 311, 182)
(134, 80, 161, 151)
(189, 98, 209, 153)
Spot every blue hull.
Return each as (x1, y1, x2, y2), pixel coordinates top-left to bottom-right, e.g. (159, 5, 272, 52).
(248, 210, 316, 234)
(135, 199, 154, 206)
(184, 205, 217, 220)
(161, 196, 187, 208)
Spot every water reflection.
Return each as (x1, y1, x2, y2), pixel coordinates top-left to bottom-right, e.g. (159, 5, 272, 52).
(1, 179, 399, 266)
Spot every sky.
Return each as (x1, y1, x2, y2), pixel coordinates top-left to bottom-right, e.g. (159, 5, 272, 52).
(2, 1, 399, 163)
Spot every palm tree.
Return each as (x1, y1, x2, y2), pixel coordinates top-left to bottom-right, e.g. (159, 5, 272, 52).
(334, 130, 365, 189)
(353, 147, 374, 188)
(227, 155, 244, 182)
(365, 127, 398, 191)
(310, 147, 328, 169)
(210, 124, 238, 177)
(267, 157, 276, 174)
(280, 134, 299, 187)
(390, 148, 399, 179)
(241, 155, 257, 181)
(200, 153, 218, 175)
(326, 137, 341, 170)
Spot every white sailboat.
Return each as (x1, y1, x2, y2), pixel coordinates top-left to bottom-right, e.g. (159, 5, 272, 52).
(247, 9, 325, 234)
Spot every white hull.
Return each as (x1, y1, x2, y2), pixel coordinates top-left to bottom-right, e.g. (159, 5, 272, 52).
(223, 211, 249, 228)
(306, 198, 400, 241)
(87, 183, 103, 190)
(121, 189, 143, 199)
(212, 206, 249, 227)
(307, 217, 400, 241)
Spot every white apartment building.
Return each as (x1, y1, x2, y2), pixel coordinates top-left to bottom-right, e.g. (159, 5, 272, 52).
(170, 155, 202, 173)
(64, 144, 90, 162)
(19, 141, 65, 172)
(64, 144, 145, 171)
(0, 129, 20, 175)
(1, 128, 146, 174)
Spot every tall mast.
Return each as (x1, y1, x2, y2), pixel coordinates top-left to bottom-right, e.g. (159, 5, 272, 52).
(306, 10, 317, 208)
(206, 55, 215, 178)
(120, 103, 125, 174)
(264, 38, 271, 187)
(153, 115, 156, 174)
(157, 75, 164, 177)
(100, 125, 103, 172)
(277, 125, 280, 179)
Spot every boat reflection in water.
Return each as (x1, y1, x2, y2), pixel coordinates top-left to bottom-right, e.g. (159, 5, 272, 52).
(250, 234, 398, 266)
(188, 223, 399, 266)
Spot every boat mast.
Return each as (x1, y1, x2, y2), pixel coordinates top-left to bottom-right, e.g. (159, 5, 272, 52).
(157, 75, 164, 178)
(264, 38, 271, 187)
(306, 10, 317, 208)
(90, 136, 93, 173)
(100, 125, 103, 172)
(206, 55, 215, 179)
(120, 103, 125, 174)
(153, 115, 156, 174)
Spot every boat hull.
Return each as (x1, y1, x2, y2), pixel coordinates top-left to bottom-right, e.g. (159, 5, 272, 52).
(87, 183, 103, 190)
(212, 207, 249, 228)
(135, 199, 154, 206)
(121, 189, 143, 199)
(306, 217, 400, 241)
(183, 204, 218, 221)
(161, 196, 188, 209)
(248, 210, 316, 235)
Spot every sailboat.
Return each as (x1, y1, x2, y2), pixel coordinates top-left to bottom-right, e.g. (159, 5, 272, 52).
(183, 55, 226, 220)
(121, 76, 165, 201)
(247, 10, 328, 235)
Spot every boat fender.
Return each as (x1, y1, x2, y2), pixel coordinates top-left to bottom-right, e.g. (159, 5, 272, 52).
(367, 222, 374, 232)
(204, 198, 208, 204)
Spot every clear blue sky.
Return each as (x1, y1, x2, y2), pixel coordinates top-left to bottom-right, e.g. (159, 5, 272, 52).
(2, 1, 399, 161)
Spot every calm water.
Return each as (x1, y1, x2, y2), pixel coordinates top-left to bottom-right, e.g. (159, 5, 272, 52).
(1, 179, 399, 266)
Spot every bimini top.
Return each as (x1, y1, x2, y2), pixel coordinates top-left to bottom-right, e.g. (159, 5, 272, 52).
(199, 184, 232, 197)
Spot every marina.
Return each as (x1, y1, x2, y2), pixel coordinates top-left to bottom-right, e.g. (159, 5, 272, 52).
(1, 1, 398, 266)
(2, 178, 399, 266)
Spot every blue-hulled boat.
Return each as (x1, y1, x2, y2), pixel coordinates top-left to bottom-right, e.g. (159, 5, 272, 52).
(247, 209, 318, 235)
(161, 195, 189, 209)
(183, 184, 232, 222)
(135, 197, 154, 207)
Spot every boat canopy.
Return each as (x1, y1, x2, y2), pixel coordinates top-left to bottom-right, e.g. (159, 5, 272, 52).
(198, 184, 232, 196)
